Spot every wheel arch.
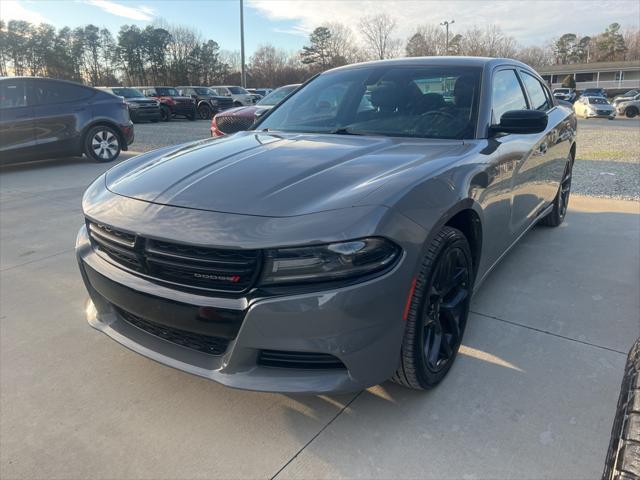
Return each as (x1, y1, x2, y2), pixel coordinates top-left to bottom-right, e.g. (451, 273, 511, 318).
(415, 199, 484, 281)
(81, 120, 127, 153)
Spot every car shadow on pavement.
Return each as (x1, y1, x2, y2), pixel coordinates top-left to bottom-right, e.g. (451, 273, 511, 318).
(0, 152, 139, 172)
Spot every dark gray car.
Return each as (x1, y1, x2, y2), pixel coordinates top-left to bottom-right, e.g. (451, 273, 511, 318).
(1, 77, 134, 164)
(76, 57, 577, 393)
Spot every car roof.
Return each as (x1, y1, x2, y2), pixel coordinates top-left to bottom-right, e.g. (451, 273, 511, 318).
(327, 56, 531, 73)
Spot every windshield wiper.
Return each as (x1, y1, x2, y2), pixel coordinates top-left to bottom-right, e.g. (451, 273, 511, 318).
(328, 127, 364, 136)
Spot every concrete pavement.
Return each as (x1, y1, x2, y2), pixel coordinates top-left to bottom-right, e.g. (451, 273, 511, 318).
(1, 156, 638, 479)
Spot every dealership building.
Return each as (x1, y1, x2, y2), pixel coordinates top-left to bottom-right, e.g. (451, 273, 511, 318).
(538, 60, 640, 94)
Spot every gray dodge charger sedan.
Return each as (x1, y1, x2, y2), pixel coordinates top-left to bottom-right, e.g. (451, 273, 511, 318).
(76, 57, 577, 393)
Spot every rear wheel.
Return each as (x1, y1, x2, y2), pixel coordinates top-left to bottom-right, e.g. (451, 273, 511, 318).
(540, 159, 573, 227)
(160, 105, 171, 122)
(626, 106, 638, 118)
(198, 104, 212, 120)
(84, 125, 121, 163)
(392, 227, 473, 390)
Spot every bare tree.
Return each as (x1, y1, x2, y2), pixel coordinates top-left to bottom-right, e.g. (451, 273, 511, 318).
(405, 25, 446, 57)
(322, 22, 363, 64)
(358, 14, 401, 60)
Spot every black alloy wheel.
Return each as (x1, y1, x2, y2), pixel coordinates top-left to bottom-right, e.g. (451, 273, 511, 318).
(393, 226, 473, 389)
(540, 159, 573, 227)
(198, 104, 212, 120)
(422, 246, 471, 374)
(626, 106, 638, 118)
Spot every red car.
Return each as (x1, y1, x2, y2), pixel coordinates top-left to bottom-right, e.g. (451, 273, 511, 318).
(136, 86, 197, 121)
(211, 84, 300, 136)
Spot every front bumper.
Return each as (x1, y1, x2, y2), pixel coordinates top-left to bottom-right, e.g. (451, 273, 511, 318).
(170, 103, 196, 116)
(585, 110, 616, 118)
(75, 202, 424, 393)
(130, 108, 161, 122)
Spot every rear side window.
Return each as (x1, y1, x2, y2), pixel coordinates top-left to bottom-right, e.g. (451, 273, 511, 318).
(0, 81, 27, 109)
(520, 72, 552, 111)
(491, 69, 528, 124)
(32, 81, 94, 105)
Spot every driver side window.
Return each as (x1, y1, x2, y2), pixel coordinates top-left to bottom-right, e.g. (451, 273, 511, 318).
(492, 69, 528, 124)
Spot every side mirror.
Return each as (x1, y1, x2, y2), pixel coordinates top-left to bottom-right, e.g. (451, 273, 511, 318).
(491, 109, 548, 135)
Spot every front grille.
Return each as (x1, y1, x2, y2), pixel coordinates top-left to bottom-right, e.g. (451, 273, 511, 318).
(216, 115, 255, 134)
(118, 308, 230, 355)
(88, 221, 261, 293)
(258, 350, 347, 370)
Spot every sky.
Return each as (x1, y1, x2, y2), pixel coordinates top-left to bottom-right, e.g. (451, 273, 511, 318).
(1, 0, 639, 55)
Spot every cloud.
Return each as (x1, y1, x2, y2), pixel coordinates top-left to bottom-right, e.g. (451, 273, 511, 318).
(83, 0, 154, 21)
(248, 0, 639, 46)
(0, 0, 47, 23)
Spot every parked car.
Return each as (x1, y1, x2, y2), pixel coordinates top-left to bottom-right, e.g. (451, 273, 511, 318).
(211, 84, 300, 136)
(613, 90, 640, 106)
(209, 85, 255, 106)
(135, 86, 196, 121)
(248, 88, 273, 97)
(553, 88, 577, 103)
(616, 96, 640, 118)
(574, 96, 616, 119)
(1, 77, 133, 164)
(98, 87, 161, 123)
(77, 57, 576, 394)
(581, 88, 608, 98)
(176, 86, 233, 119)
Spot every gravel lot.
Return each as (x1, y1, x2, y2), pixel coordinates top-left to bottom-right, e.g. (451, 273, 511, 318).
(573, 118, 640, 201)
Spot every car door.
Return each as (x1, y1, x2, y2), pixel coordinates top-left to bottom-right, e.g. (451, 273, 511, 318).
(484, 68, 539, 250)
(31, 79, 95, 157)
(0, 79, 37, 162)
(513, 70, 565, 229)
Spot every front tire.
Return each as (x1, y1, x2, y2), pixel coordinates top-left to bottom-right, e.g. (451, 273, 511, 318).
(198, 104, 212, 120)
(626, 107, 638, 118)
(84, 125, 121, 163)
(540, 158, 573, 227)
(160, 105, 171, 122)
(392, 227, 473, 390)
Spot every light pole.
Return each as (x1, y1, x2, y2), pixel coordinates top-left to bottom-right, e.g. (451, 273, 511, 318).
(240, 0, 246, 87)
(440, 19, 455, 54)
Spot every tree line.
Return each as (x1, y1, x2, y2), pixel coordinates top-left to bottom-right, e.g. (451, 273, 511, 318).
(1, 16, 638, 88)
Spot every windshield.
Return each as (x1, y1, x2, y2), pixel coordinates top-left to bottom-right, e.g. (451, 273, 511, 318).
(257, 66, 481, 139)
(589, 97, 609, 105)
(257, 86, 297, 106)
(156, 87, 179, 96)
(228, 86, 249, 95)
(194, 87, 213, 95)
(111, 88, 144, 98)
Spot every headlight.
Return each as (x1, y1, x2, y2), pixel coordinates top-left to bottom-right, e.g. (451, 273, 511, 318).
(259, 237, 400, 286)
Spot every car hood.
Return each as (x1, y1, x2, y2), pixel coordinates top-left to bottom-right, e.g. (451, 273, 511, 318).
(105, 132, 469, 217)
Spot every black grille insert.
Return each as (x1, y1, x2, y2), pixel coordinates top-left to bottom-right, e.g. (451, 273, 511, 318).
(258, 350, 346, 370)
(88, 221, 261, 293)
(118, 308, 230, 355)
(216, 115, 255, 134)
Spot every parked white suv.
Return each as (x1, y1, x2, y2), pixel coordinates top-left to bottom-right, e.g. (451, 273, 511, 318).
(209, 86, 255, 107)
